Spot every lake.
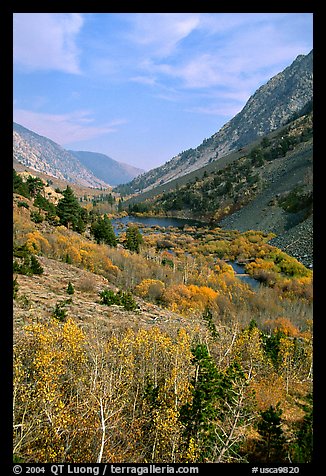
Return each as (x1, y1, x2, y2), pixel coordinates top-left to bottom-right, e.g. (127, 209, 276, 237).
(111, 215, 202, 233)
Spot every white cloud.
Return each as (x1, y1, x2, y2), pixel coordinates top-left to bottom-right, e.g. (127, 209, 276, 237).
(127, 13, 312, 94)
(127, 13, 201, 57)
(14, 109, 127, 145)
(130, 75, 158, 86)
(13, 13, 84, 74)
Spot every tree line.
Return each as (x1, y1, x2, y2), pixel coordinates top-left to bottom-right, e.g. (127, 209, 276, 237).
(13, 171, 142, 253)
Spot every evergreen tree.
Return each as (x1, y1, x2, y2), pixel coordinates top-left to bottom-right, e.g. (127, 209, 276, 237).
(125, 224, 143, 253)
(290, 394, 313, 463)
(90, 215, 117, 246)
(33, 193, 56, 214)
(29, 255, 44, 275)
(180, 344, 223, 461)
(13, 170, 30, 198)
(255, 403, 287, 463)
(56, 186, 85, 231)
(65, 253, 72, 264)
(26, 176, 44, 197)
(67, 281, 75, 295)
(202, 307, 219, 339)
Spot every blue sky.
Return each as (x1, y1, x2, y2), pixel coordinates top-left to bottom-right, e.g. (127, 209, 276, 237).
(13, 13, 313, 171)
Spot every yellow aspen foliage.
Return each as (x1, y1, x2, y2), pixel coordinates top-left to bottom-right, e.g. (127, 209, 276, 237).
(264, 317, 300, 337)
(148, 406, 182, 462)
(80, 249, 95, 272)
(131, 327, 194, 462)
(184, 437, 200, 463)
(232, 326, 271, 378)
(246, 258, 276, 275)
(134, 279, 165, 300)
(65, 245, 82, 264)
(278, 337, 296, 394)
(25, 231, 51, 255)
(13, 318, 89, 462)
(162, 283, 218, 315)
(100, 254, 120, 277)
(54, 234, 72, 257)
(214, 259, 235, 276)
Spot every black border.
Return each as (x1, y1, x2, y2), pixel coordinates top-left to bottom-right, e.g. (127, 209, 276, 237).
(4, 2, 321, 473)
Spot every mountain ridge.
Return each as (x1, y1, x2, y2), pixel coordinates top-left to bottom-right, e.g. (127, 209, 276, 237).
(13, 122, 143, 188)
(69, 150, 144, 187)
(125, 109, 313, 267)
(115, 50, 313, 195)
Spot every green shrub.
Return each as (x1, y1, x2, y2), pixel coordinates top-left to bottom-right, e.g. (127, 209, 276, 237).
(30, 255, 44, 275)
(30, 210, 44, 223)
(17, 201, 29, 209)
(67, 281, 75, 295)
(278, 187, 312, 214)
(99, 288, 139, 311)
(52, 301, 68, 321)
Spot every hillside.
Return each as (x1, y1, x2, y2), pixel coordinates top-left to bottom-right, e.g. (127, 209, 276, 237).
(69, 150, 144, 186)
(13, 158, 112, 198)
(115, 50, 313, 195)
(126, 111, 313, 267)
(13, 122, 109, 188)
(13, 186, 313, 463)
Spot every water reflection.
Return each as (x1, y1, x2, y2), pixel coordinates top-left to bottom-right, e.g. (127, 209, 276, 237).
(111, 215, 202, 234)
(227, 261, 261, 290)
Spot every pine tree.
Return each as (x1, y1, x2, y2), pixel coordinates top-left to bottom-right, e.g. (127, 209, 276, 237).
(67, 281, 75, 295)
(91, 215, 117, 246)
(56, 186, 85, 231)
(102, 215, 117, 246)
(26, 176, 44, 197)
(125, 224, 143, 253)
(29, 255, 44, 275)
(256, 403, 287, 463)
(290, 394, 313, 463)
(202, 307, 219, 339)
(180, 344, 223, 462)
(13, 169, 30, 198)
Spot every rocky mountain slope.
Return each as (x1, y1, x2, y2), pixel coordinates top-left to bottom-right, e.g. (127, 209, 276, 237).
(69, 150, 144, 186)
(13, 123, 143, 189)
(13, 122, 109, 189)
(115, 50, 313, 195)
(218, 136, 313, 268)
(126, 111, 313, 268)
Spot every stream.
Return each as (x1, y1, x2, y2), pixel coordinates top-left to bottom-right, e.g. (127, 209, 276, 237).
(112, 215, 261, 290)
(227, 261, 261, 290)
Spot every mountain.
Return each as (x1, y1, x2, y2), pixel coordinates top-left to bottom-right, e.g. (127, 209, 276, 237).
(115, 50, 313, 195)
(69, 150, 144, 187)
(13, 122, 109, 189)
(126, 109, 313, 267)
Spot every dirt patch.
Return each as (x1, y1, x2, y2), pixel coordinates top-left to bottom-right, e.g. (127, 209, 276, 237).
(13, 256, 201, 335)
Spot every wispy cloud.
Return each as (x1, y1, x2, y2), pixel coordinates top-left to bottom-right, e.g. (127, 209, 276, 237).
(13, 13, 313, 169)
(126, 13, 201, 57)
(124, 13, 312, 94)
(14, 109, 127, 145)
(13, 13, 84, 74)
